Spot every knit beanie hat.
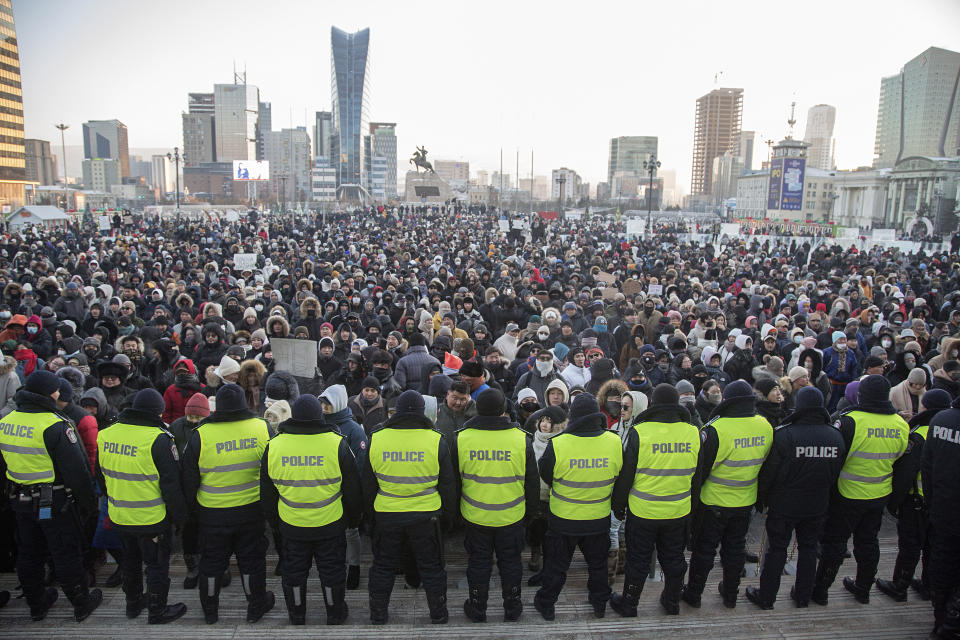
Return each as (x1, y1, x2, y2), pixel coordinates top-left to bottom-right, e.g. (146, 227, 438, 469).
(185, 392, 210, 418)
(25, 370, 59, 396)
(291, 395, 323, 421)
(675, 380, 695, 396)
(475, 389, 506, 417)
(793, 386, 824, 410)
(788, 366, 809, 382)
(459, 360, 484, 378)
(57, 378, 73, 403)
(395, 390, 425, 416)
(568, 392, 600, 422)
(832, 331, 846, 345)
(921, 389, 952, 412)
(132, 388, 165, 415)
(907, 368, 927, 386)
(361, 376, 380, 391)
(215, 383, 246, 409)
(723, 380, 754, 401)
(858, 374, 891, 405)
(651, 383, 680, 406)
(754, 377, 781, 398)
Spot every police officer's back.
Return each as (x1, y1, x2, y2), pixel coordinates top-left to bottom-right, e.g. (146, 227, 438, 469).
(451, 388, 539, 622)
(685, 379, 773, 609)
(181, 383, 275, 624)
(260, 395, 361, 625)
(0, 370, 101, 621)
(747, 386, 844, 609)
(533, 392, 623, 620)
(361, 389, 456, 625)
(95, 388, 187, 623)
(610, 384, 700, 617)
(921, 391, 960, 638)
(814, 374, 909, 605)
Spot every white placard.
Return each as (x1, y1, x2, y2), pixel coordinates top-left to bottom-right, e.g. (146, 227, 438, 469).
(226, 210, 240, 222)
(720, 223, 740, 237)
(498, 220, 510, 232)
(566, 211, 583, 221)
(872, 229, 896, 243)
(626, 220, 644, 236)
(97, 215, 111, 231)
(648, 284, 663, 296)
(233, 253, 257, 271)
(271, 338, 318, 378)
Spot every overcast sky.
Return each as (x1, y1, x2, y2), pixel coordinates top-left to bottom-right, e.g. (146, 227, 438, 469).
(14, 0, 960, 192)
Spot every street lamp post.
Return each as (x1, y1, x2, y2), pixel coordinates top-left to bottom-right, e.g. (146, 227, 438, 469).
(166, 147, 182, 212)
(555, 174, 566, 223)
(643, 154, 661, 234)
(54, 123, 69, 188)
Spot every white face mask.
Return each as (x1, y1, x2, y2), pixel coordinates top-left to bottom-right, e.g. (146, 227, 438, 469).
(793, 335, 802, 344)
(836, 343, 847, 352)
(535, 360, 553, 376)
(881, 339, 892, 348)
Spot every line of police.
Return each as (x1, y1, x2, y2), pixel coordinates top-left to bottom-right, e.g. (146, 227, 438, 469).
(1, 368, 959, 638)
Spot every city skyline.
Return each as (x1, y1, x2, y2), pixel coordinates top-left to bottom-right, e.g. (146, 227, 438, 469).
(12, 0, 960, 193)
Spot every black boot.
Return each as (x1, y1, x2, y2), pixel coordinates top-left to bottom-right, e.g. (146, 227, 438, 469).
(812, 560, 840, 606)
(463, 583, 488, 622)
(369, 592, 390, 625)
(876, 562, 911, 602)
(183, 553, 200, 589)
(790, 586, 809, 608)
(28, 586, 58, 621)
(660, 574, 683, 615)
(502, 584, 523, 621)
(0, 590, 9, 608)
(122, 570, 147, 619)
(282, 583, 306, 625)
(66, 583, 103, 622)
(426, 588, 448, 624)
(533, 593, 555, 621)
(842, 576, 871, 604)
(147, 581, 187, 624)
(681, 572, 707, 608)
(745, 586, 773, 610)
(912, 578, 931, 601)
(242, 572, 275, 623)
(939, 588, 960, 640)
(591, 598, 606, 618)
(347, 564, 360, 590)
(610, 582, 643, 617)
(717, 580, 737, 608)
(932, 589, 949, 639)
(221, 567, 232, 588)
(199, 574, 221, 624)
(324, 585, 348, 625)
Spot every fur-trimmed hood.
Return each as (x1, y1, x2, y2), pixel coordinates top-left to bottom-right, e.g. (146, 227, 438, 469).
(597, 377, 628, 406)
(265, 314, 290, 337)
(238, 358, 266, 389)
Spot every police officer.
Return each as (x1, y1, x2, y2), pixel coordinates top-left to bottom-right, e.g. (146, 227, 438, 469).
(362, 389, 455, 625)
(813, 374, 909, 605)
(876, 388, 950, 603)
(746, 386, 845, 609)
(0, 370, 101, 621)
(922, 392, 960, 639)
(451, 388, 538, 622)
(260, 395, 361, 625)
(683, 379, 773, 609)
(610, 384, 700, 617)
(95, 388, 187, 624)
(533, 392, 623, 620)
(181, 383, 275, 624)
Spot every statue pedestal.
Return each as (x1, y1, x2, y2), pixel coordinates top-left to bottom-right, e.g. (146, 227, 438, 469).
(403, 170, 452, 203)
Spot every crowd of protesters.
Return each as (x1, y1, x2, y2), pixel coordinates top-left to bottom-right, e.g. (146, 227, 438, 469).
(1, 203, 959, 632)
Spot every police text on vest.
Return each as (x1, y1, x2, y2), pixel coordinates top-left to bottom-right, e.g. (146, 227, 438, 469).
(216, 438, 257, 454)
(0, 422, 33, 438)
(795, 446, 838, 458)
(570, 457, 609, 469)
(932, 426, 960, 444)
(469, 449, 512, 461)
(867, 428, 901, 438)
(282, 455, 323, 466)
(734, 436, 766, 448)
(103, 441, 137, 456)
(652, 442, 691, 454)
(382, 450, 424, 462)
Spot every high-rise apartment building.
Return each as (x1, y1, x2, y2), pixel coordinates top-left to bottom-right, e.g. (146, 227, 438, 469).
(25, 139, 56, 185)
(263, 127, 311, 203)
(0, 1, 27, 209)
(214, 82, 259, 162)
(804, 104, 836, 170)
(182, 92, 216, 165)
(257, 101, 271, 160)
(551, 168, 581, 200)
(434, 159, 470, 183)
(151, 154, 175, 194)
(873, 47, 960, 168)
(475, 170, 489, 186)
(368, 122, 397, 198)
(331, 27, 371, 189)
(314, 111, 333, 161)
(607, 136, 658, 185)
(691, 88, 743, 196)
(738, 131, 756, 172)
(82, 120, 130, 178)
(82, 158, 120, 191)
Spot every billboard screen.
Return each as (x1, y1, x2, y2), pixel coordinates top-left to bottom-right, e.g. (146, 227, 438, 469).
(767, 157, 783, 211)
(780, 158, 805, 211)
(233, 160, 269, 181)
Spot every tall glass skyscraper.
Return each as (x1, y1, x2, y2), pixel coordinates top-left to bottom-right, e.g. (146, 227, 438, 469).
(330, 26, 371, 189)
(0, 0, 27, 208)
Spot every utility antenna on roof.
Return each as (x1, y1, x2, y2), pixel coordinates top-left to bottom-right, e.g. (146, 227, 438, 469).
(234, 63, 246, 86)
(713, 71, 724, 86)
(787, 101, 797, 139)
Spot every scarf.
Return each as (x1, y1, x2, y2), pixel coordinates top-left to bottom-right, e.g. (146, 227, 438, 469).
(14, 349, 37, 376)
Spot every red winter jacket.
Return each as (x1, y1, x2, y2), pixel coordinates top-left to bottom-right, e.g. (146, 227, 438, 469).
(76, 414, 98, 470)
(162, 359, 204, 425)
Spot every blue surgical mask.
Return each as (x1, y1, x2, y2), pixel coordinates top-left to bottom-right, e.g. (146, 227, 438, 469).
(119, 326, 135, 336)
(594, 322, 607, 333)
